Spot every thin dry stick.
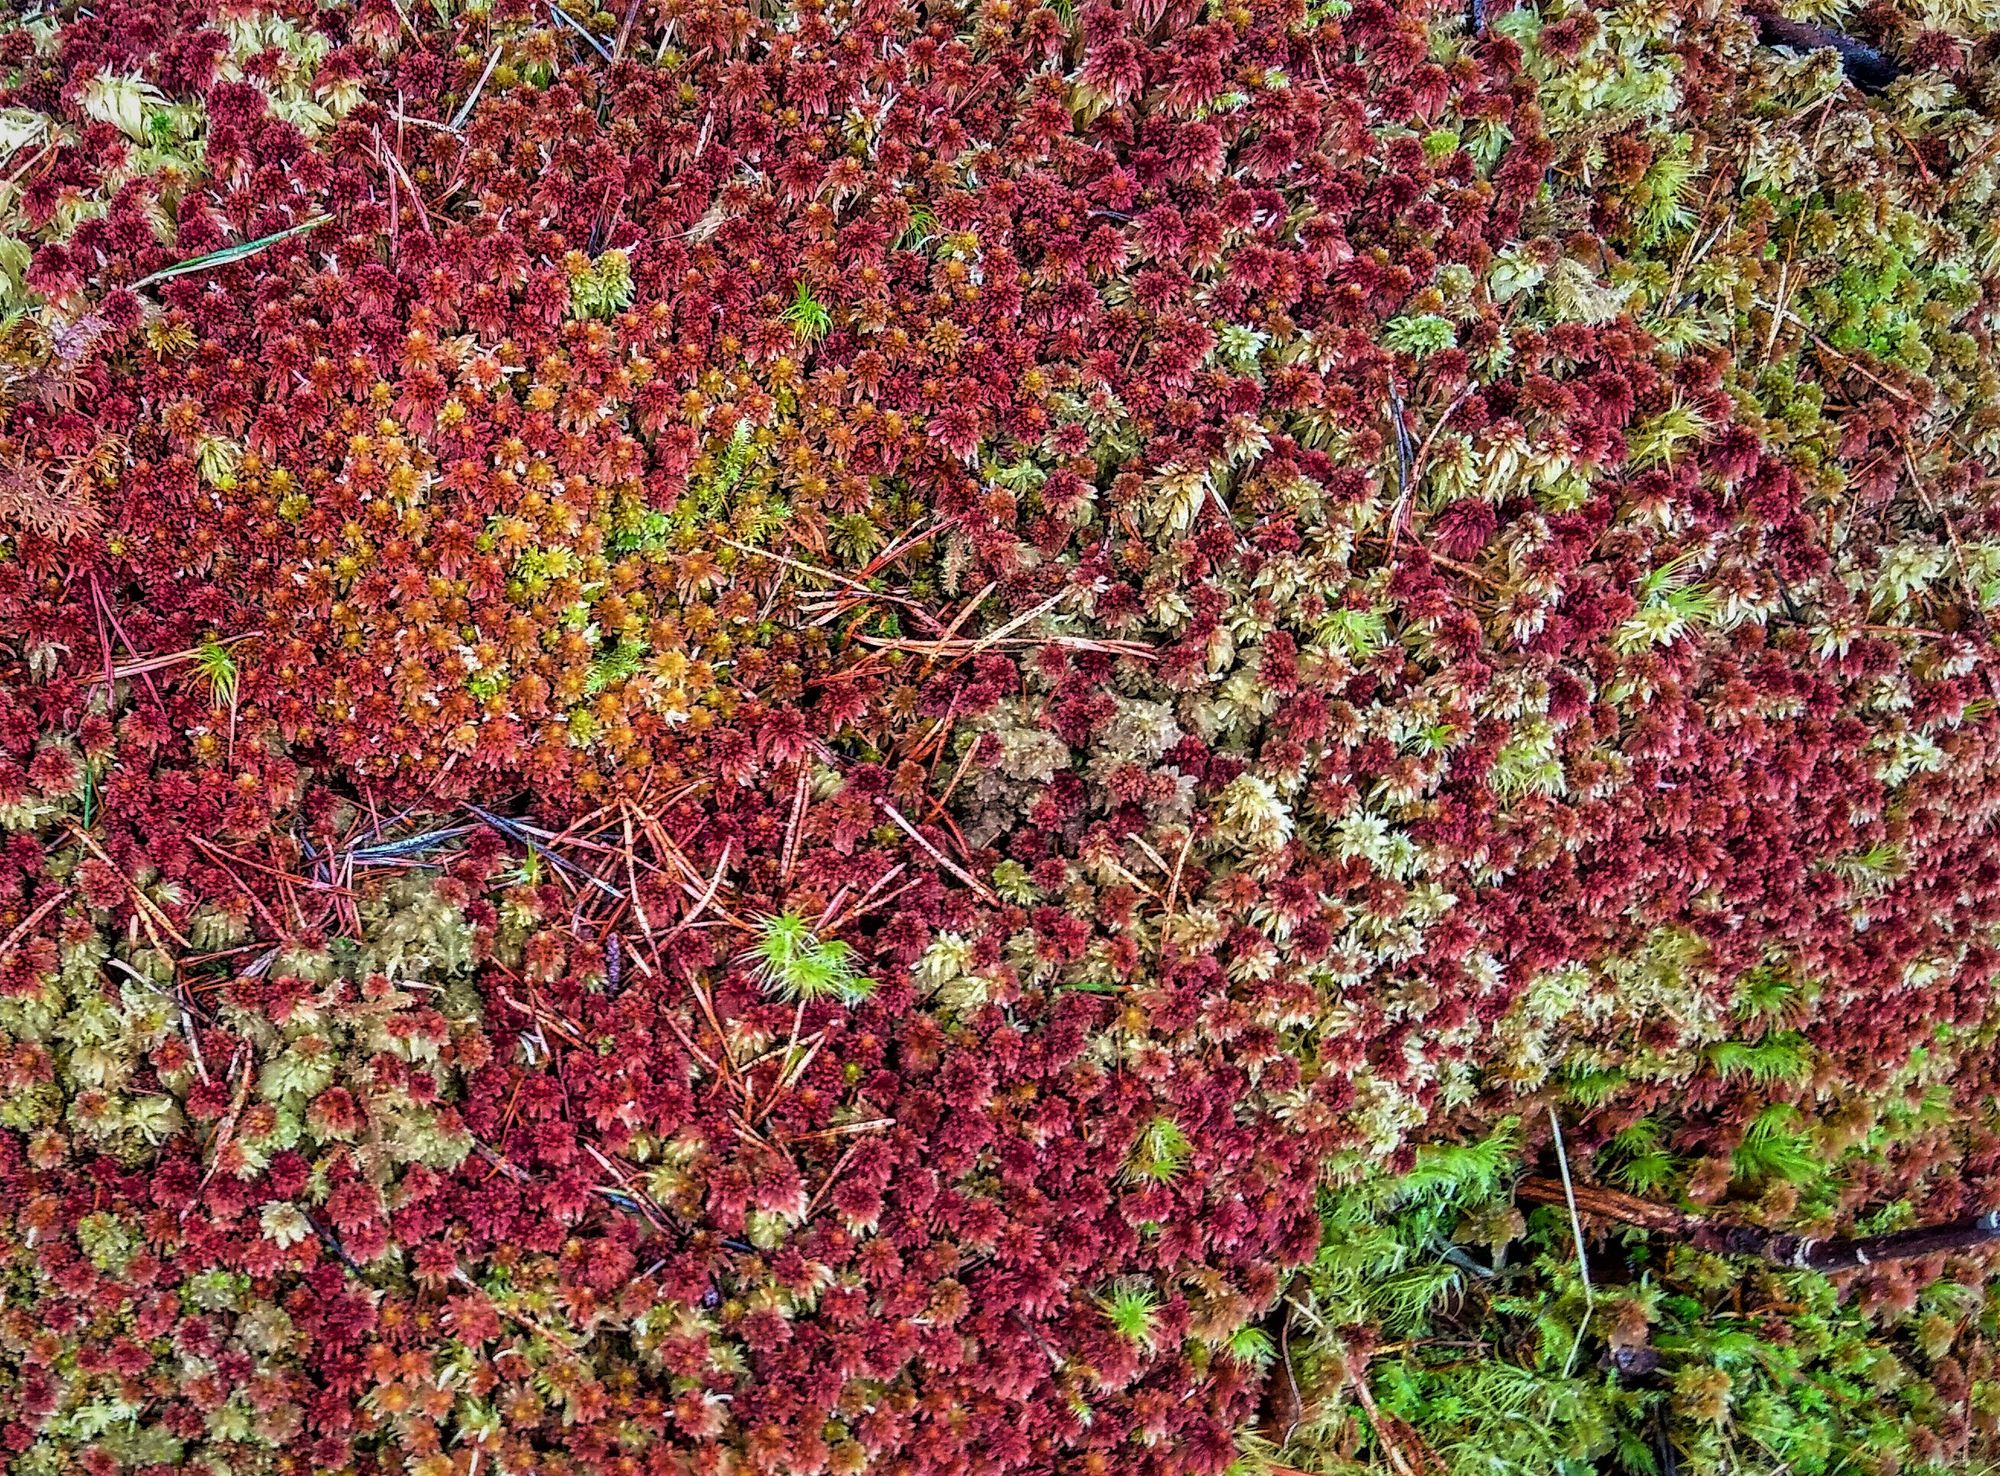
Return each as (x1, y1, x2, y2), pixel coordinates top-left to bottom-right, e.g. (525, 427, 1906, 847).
(1271, 1283, 1306, 1447)
(1162, 825, 1197, 924)
(685, 973, 744, 1089)
(1761, 208, 1809, 364)
(189, 1051, 253, 1208)
(450, 43, 505, 130)
(963, 584, 1073, 656)
(388, 108, 464, 134)
(186, 836, 296, 939)
(583, 1143, 672, 1230)
(803, 1139, 866, 1222)
(875, 799, 996, 901)
(1125, 832, 1172, 876)
(854, 510, 948, 571)
(189, 833, 353, 896)
(1, 141, 54, 192)
(659, 1010, 723, 1076)
(379, 130, 437, 237)
(758, 1029, 827, 1124)
(1516, 1178, 2000, 1270)
(813, 884, 852, 931)
(790, 1117, 894, 1141)
(1425, 551, 1503, 590)
(453, 1268, 592, 1357)
(129, 216, 331, 292)
(1876, 106, 1935, 187)
(824, 876, 920, 934)
(1385, 378, 1415, 507)
(473, 1137, 530, 1184)
(716, 536, 935, 622)
(1207, 474, 1247, 548)
(465, 804, 624, 899)
(780, 764, 810, 884)
(547, 0, 614, 61)
(1898, 438, 1978, 612)
(666, 839, 736, 937)
(1346, 1366, 1421, 1476)
(1276, 1359, 1305, 1453)
(1549, 1105, 1596, 1379)
(1945, 125, 2000, 199)
(939, 580, 1000, 645)
(499, 994, 588, 1048)
(618, 808, 653, 938)
(106, 955, 210, 1085)
(68, 826, 190, 948)
(86, 574, 117, 694)
(1385, 382, 1479, 563)
(1758, 298, 1919, 405)
(765, 995, 812, 1116)
(631, 808, 752, 930)
(0, 886, 72, 958)
(86, 576, 173, 717)
(611, 0, 646, 62)
(932, 733, 983, 809)
(1102, 859, 1162, 901)
(526, 802, 632, 853)
(855, 631, 1155, 661)
(738, 1027, 827, 1072)
(381, 119, 398, 252)
(906, 707, 958, 770)
(822, 862, 906, 931)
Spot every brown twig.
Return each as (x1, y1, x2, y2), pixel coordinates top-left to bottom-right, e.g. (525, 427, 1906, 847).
(0, 886, 72, 958)
(1756, 298, 1920, 406)
(718, 536, 940, 632)
(875, 798, 996, 901)
(188, 1050, 253, 1209)
(185, 835, 292, 939)
(1944, 127, 2000, 200)
(666, 838, 736, 937)
(780, 764, 810, 885)
(1162, 824, 1196, 924)
(789, 1117, 894, 1141)
(1346, 1363, 1443, 1476)
(1515, 1178, 2000, 1270)
(819, 861, 907, 932)
(803, 1139, 866, 1222)
(1515, 1177, 1690, 1234)
(1898, 437, 1978, 615)
(1386, 382, 1480, 564)
(106, 955, 211, 1085)
(67, 826, 190, 948)
(611, 0, 646, 63)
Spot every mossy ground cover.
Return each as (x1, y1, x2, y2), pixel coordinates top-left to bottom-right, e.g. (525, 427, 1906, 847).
(0, 0, 1999, 1471)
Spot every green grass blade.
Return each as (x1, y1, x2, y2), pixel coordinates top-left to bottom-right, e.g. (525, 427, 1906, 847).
(130, 214, 332, 292)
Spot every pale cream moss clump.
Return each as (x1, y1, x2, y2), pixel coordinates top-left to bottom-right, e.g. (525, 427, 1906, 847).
(1488, 927, 1737, 1097)
(0, 871, 486, 1216)
(0, 936, 189, 1167)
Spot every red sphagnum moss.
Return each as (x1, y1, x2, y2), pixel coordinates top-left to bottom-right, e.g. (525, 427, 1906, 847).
(1, 0, 2000, 1471)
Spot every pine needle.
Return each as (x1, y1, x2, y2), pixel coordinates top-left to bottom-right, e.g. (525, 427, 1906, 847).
(547, 0, 614, 62)
(450, 44, 504, 131)
(1549, 1105, 1596, 1379)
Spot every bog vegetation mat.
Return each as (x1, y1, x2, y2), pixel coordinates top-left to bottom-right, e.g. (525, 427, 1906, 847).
(2, 0, 2000, 1472)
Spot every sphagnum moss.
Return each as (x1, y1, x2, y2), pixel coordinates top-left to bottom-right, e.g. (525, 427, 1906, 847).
(1, 0, 1999, 1470)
